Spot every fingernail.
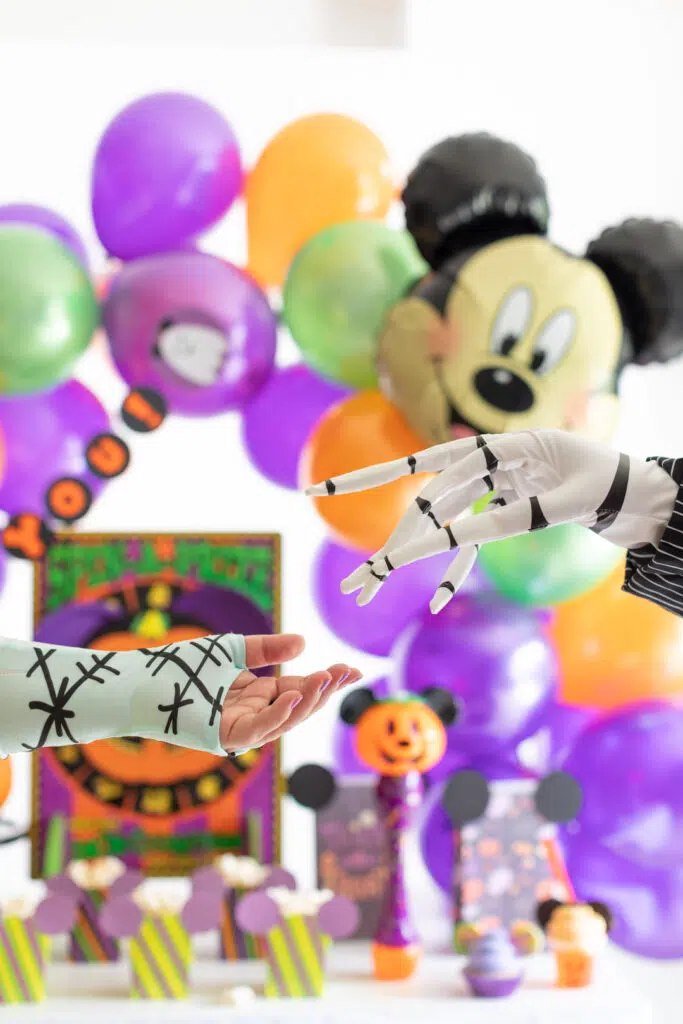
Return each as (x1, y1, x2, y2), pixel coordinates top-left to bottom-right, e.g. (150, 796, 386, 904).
(291, 695, 303, 708)
(338, 672, 349, 685)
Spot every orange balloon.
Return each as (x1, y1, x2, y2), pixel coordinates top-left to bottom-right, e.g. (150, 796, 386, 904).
(246, 114, 394, 289)
(301, 391, 431, 552)
(550, 560, 683, 709)
(0, 758, 11, 809)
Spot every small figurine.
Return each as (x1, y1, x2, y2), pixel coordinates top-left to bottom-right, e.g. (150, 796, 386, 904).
(463, 929, 523, 998)
(289, 686, 457, 981)
(538, 899, 612, 988)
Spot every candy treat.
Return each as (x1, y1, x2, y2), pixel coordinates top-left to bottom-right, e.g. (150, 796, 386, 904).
(236, 887, 359, 998)
(46, 857, 126, 963)
(191, 856, 295, 960)
(538, 899, 612, 988)
(463, 928, 523, 998)
(100, 872, 222, 999)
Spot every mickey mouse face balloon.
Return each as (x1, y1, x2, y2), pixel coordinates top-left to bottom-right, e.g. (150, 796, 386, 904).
(103, 251, 277, 416)
(379, 133, 683, 446)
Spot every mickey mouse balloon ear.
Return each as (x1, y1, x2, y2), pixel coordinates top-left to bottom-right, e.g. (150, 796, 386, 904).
(287, 764, 337, 812)
(535, 771, 583, 823)
(442, 770, 490, 827)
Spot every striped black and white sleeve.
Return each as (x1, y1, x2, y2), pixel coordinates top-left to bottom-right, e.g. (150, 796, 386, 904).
(623, 457, 683, 617)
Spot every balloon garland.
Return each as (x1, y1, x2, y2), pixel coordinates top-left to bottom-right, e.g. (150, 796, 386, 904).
(1, 92, 683, 959)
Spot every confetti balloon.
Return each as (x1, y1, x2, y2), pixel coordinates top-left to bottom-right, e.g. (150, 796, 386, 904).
(284, 223, 426, 389)
(242, 365, 349, 490)
(103, 251, 276, 416)
(477, 524, 622, 607)
(0, 226, 98, 394)
(550, 561, 683, 709)
(92, 92, 242, 260)
(300, 391, 430, 552)
(0, 380, 110, 516)
(0, 203, 88, 267)
(246, 114, 394, 289)
(563, 702, 683, 870)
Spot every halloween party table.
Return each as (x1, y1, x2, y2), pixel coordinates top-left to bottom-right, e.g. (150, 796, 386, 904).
(11, 941, 652, 1023)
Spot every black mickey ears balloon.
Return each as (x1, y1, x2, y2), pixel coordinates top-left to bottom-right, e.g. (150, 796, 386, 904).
(402, 132, 549, 269)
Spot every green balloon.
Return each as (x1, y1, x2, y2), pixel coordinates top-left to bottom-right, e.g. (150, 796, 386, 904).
(0, 226, 98, 394)
(283, 221, 427, 389)
(478, 524, 623, 607)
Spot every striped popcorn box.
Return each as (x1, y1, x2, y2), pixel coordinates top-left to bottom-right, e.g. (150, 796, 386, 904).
(47, 858, 127, 963)
(193, 857, 295, 961)
(0, 888, 77, 1004)
(237, 887, 359, 999)
(101, 871, 223, 1000)
(129, 913, 192, 999)
(0, 916, 50, 1004)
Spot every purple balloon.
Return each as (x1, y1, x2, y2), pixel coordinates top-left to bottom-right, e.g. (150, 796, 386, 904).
(314, 541, 489, 659)
(515, 702, 596, 777)
(242, 365, 349, 490)
(334, 677, 392, 776)
(563, 702, 683, 870)
(0, 204, 88, 268)
(563, 833, 683, 959)
(103, 252, 276, 416)
(92, 92, 242, 260)
(397, 595, 557, 769)
(0, 380, 110, 517)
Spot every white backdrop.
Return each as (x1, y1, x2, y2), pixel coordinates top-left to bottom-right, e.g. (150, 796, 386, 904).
(0, 1, 682, 1011)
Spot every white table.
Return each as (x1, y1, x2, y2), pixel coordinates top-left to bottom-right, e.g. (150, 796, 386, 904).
(6, 942, 653, 1024)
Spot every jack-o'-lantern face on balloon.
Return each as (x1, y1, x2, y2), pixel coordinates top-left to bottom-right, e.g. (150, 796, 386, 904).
(340, 688, 458, 778)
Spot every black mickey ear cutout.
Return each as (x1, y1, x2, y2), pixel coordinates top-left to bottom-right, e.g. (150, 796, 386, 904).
(287, 765, 337, 812)
(537, 898, 564, 931)
(535, 771, 583, 824)
(420, 687, 460, 726)
(442, 770, 490, 827)
(339, 688, 378, 726)
(589, 901, 614, 933)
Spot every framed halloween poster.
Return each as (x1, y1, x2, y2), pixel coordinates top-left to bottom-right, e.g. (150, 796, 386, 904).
(31, 531, 281, 878)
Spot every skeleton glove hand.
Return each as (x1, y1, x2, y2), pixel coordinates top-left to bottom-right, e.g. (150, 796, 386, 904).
(306, 429, 678, 613)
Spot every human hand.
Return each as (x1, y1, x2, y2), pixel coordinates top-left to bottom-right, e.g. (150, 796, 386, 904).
(306, 429, 677, 613)
(220, 634, 361, 753)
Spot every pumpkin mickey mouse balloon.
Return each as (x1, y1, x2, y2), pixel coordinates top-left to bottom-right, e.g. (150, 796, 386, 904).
(379, 133, 683, 445)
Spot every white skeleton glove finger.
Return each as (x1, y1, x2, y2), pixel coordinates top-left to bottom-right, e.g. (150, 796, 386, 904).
(0, 634, 247, 758)
(308, 429, 679, 613)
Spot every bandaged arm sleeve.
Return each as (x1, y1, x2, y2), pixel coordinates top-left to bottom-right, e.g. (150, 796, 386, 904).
(623, 457, 683, 616)
(0, 634, 246, 757)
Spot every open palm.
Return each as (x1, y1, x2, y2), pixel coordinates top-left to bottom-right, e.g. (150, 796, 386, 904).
(220, 634, 361, 753)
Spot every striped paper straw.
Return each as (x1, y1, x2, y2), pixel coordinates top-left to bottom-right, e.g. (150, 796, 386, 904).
(263, 914, 331, 999)
(220, 889, 263, 961)
(69, 889, 119, 963)
(0, 918, 50, 1003)
(129, 914, 192, 1000)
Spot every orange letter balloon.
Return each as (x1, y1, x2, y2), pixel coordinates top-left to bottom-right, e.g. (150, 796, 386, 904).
(246, 114, 394, 290)
(301, 391, 430, 553)
(550, 561, 683, 710)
